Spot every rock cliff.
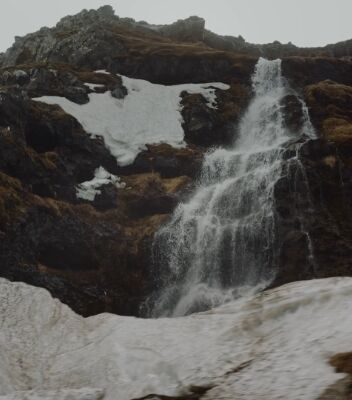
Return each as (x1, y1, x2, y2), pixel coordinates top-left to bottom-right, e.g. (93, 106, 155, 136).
(0, 6, 352, 316)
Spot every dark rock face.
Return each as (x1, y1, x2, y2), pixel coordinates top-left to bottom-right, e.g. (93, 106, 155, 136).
(180, 83, 250, 146)
(280, 94, 305, 132)
(0, 75, 198, 316)
(0, 181, 153, 317)
(273, 138, 352, 286)
(282, 58, 352, 88)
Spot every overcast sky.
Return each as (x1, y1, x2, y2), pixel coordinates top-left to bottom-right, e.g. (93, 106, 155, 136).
(0, 0, 351, 52)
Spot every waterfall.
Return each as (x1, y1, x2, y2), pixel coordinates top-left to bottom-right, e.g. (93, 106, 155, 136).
(147, 58, 315, 317)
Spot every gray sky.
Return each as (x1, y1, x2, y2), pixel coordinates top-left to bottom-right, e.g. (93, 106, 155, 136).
(0, 0, 351, 52)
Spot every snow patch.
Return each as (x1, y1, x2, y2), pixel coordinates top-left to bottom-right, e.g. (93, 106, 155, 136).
(1, 278, 352, 400)
(76, 167, 125, 201)
(33, 76, 229, 166)
(94, 70, 111, 75)
(84, 83, 105, 90)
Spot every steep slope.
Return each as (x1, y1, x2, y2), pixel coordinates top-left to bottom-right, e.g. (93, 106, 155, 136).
(0, 6, 352, 317)
(0, 63, 241, 316)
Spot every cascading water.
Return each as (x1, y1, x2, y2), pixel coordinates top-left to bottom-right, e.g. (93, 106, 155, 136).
(147, 58, 315, 317)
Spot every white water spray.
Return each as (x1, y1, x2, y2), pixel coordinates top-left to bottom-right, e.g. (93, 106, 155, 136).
(148, 58, 315, 317)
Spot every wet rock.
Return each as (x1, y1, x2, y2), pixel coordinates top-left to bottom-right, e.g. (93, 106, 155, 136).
(280, 94, 305, 132)
(273, 137, 352, 287)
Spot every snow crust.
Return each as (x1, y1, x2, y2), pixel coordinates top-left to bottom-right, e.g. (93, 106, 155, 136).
(1, 277, 352, 400)
(33, 75, 229, 166)
(76, 167, 125, 201)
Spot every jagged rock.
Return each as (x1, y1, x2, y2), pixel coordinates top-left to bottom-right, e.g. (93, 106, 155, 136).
(2, 7, 351, 88)
(1, 6, 352, 75)
(56, 5, 117, 30)
(26, 68, 89, 104)
(0, 64, 126, 104)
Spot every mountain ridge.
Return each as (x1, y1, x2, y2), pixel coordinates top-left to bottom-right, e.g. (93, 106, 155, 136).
(1, 4, 352, 69)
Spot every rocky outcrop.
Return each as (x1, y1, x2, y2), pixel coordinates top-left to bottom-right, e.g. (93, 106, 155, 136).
(273, 138, 352, 286)
(2, 6, 352, 76)
(304, 80, 352, 153)
(2, 7, 352, 87)
(181, 83, 250, 146)
(273, 77, 352, 286)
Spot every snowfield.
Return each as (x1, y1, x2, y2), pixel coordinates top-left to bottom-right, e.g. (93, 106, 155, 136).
(33, 75, 229, 166)
(1, 277, 352, 400)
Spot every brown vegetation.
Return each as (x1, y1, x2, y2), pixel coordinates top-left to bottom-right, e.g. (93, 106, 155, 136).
(319, 353, 352, 399)
(305, 81, 352, 157)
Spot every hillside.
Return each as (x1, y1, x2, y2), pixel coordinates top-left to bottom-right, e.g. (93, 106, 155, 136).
(0, 5, 351, 318)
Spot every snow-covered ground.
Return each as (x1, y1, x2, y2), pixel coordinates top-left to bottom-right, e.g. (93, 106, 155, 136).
(1, 277, 352, 400)
(33, 75, 229, 166)
(76, 166, 125, 201)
